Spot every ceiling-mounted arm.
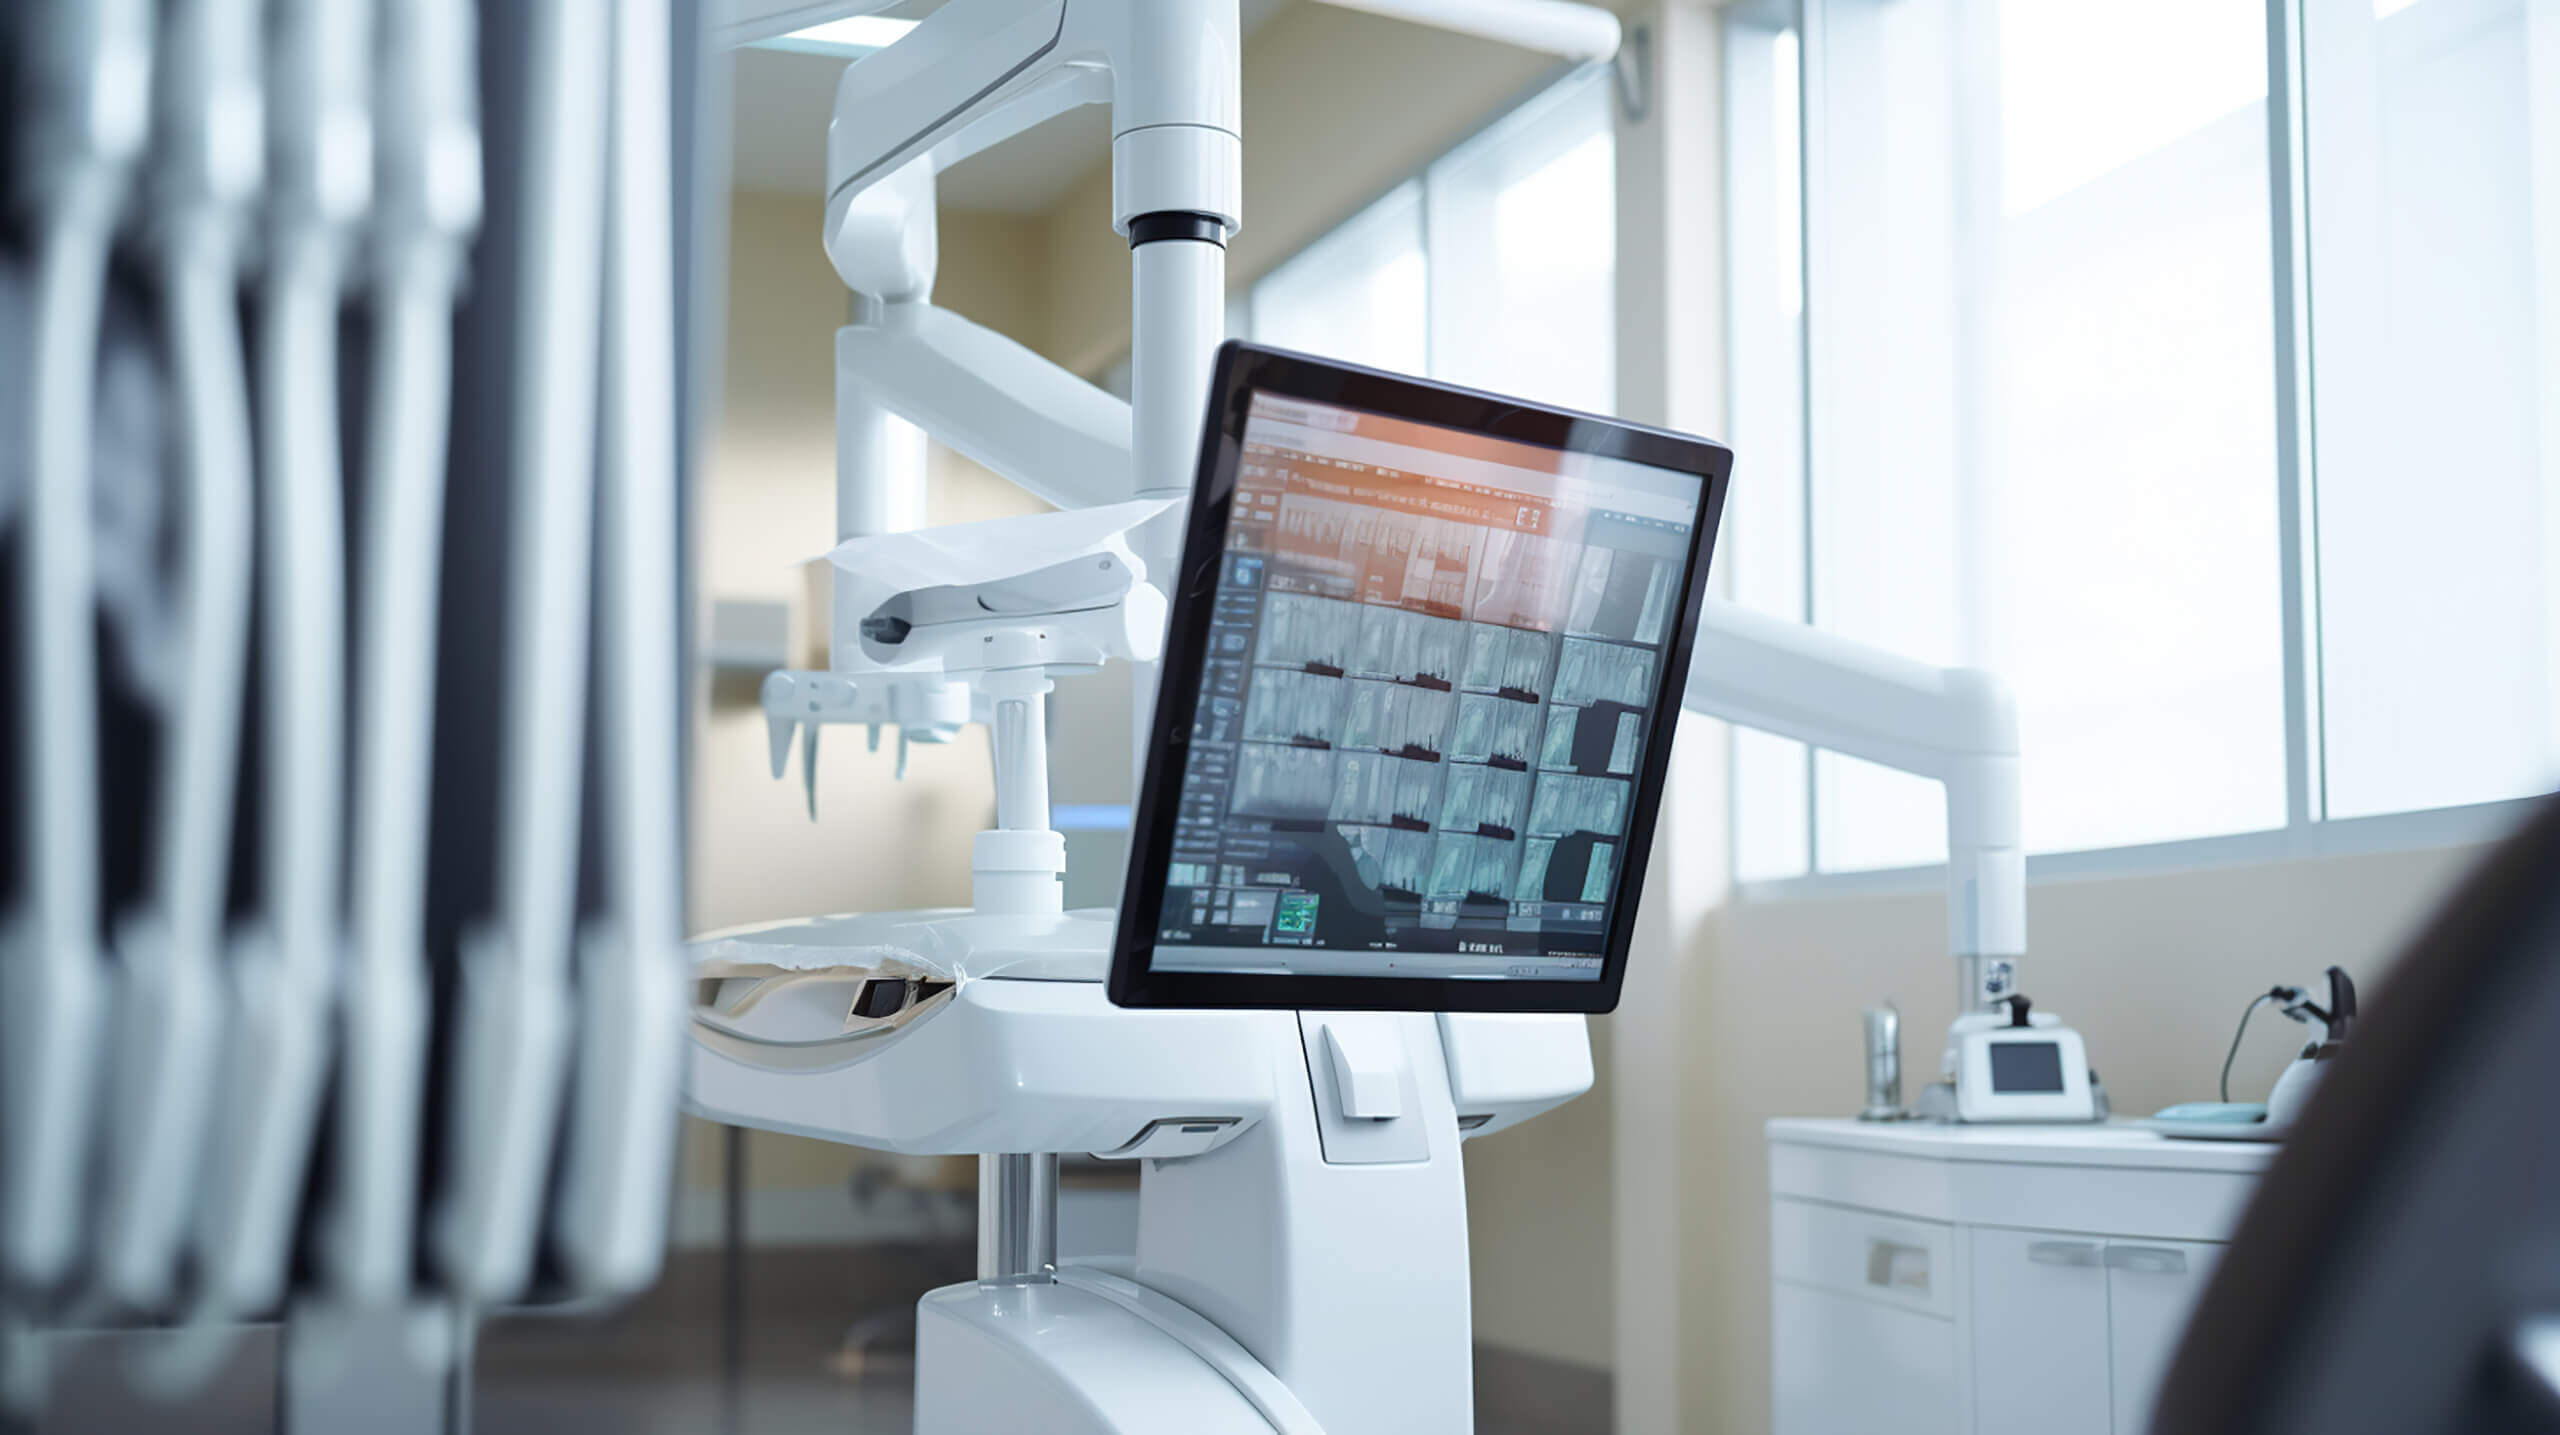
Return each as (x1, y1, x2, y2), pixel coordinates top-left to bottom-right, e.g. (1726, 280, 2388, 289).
(837, 307, 1133, 511)
(824, 0, 1076, 213)
(1682, 597, 2024, 1011)
(1305, 0, 1622, 61)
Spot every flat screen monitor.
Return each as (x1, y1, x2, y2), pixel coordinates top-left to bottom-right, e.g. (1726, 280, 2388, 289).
(1109, 344, 1733, 1013)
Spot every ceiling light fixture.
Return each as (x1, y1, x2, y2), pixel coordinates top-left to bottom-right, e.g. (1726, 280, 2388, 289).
(759, 14, 920, 57)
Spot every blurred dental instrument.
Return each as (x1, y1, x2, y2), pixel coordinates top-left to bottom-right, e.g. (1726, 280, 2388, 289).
(4, 0, 152, 1308)
(181, 0, 370, 1345)
(91, 0, 261, 1319)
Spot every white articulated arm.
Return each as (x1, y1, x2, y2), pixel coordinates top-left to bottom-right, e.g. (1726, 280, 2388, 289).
(824, 0, 1080, 217)
(1682, 598, 2023, 1006)
(818, 0, 1244, 790)
(929, 62, 1113, 173)
(824, 0, 1238, 240)
(836, 307, 1134, 511)
(1307, 0, 1622, 61)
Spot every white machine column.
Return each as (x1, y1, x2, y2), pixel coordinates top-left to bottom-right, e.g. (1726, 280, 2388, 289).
(835, 294, 928, 647)
(1125, 235, 1225, 776)
(1136, 1012, 1478, 1435)
(1111, 0, 1241, 780)
(1129, 233, 1226, 507)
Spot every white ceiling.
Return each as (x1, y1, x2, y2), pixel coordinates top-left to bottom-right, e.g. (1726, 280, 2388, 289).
(727, 0, 1290, 214)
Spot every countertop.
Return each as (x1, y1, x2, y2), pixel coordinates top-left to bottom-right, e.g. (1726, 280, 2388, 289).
(1767, 1116, 2281, 1173)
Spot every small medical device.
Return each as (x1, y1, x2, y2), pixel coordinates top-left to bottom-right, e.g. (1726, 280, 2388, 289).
(2147, 965, 2360, 1141)
(1952, 995, 2099, 1123)
(1110, 343, 1733, 1013)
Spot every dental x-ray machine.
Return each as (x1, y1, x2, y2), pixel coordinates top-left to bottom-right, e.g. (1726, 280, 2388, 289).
(689, 2, 2057, 1432)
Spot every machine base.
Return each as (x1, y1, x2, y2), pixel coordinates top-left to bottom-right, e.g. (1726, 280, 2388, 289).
(916, 1277, 1281, 1434)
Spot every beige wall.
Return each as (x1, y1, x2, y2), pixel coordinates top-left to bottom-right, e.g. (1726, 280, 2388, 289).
(1671, 839, 2488, 1433)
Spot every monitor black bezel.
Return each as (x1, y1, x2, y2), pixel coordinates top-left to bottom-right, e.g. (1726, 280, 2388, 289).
(1106, 341, 1734, 1014)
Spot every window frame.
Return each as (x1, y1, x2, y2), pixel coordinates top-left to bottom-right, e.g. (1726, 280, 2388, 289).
(1722, 0, 2552, 904)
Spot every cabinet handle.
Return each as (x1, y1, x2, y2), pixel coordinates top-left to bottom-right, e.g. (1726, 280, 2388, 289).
(1866, 1239, 1931, 1292)
(2027, 1240, 2102, 1268)
(2106, 1245, 2190, 1275)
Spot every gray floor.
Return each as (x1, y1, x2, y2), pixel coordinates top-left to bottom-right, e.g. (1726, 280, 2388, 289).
(30, 1245, 1608, 1434)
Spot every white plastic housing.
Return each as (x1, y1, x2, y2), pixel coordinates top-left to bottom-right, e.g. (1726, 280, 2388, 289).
(1308, 0, 1622, 60)
(688, 954, 1277, 1156)
(835, 310, 1132, 512)
(916, 1277, 1289, 1433)
(824, 152, 936, 301)
(822, 0, 1242, 238)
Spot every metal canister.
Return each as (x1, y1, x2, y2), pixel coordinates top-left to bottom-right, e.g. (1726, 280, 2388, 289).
(1859, 1003, 1906, 1121)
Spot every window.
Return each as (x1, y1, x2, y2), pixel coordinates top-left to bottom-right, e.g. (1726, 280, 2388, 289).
(1425, 77, 1618, 412)
(1244, 71, 1618, 412)
(2303, 0, 2559, 818)
(1725, 0, 2556, 883)
(1250, 183, 1430, 376)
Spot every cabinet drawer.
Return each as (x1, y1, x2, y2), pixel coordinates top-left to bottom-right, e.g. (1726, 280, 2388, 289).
(1771, 1198, 1955, 1319)
(1774, 1282, 1959, 1435)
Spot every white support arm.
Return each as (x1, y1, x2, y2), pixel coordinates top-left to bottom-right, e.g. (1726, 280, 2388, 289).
(825, 0, 1239, 239)
(1306, 0, 1622, 61)
(1682, 598, 2024, 1006)
(928, 61, 1112, 174)
(824, 0, 1075, 212)
(836, 306, 1134, 512)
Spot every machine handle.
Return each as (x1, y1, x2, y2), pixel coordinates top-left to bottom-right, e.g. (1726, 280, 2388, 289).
(1866, 1239, 1931, 1293)
(2027, 1240, 2103, 1268)
(2105, 1245, 2191, 1275)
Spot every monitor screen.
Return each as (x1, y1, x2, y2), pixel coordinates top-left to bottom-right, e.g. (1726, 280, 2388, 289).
(1989, 1041, 2066, 1094)
(1111, 344, 1732, 1013)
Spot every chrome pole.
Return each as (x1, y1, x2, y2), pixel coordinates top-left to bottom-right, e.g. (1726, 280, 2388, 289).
(976, 1152, 1058, 1282)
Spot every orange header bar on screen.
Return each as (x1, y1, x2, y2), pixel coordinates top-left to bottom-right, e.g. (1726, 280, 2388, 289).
(1248, 392, 1570, 475)
(1252, 458, 1562, 536)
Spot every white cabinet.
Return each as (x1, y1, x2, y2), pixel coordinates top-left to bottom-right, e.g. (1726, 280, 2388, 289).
(2104, 1239, 2222, 1435)
(1766, 1120, 2272, 1435)
(1969, 1228, 2112, 1435)
(1770, 1200, 1960, 1435)
(1774, 1282, 1960, 1435)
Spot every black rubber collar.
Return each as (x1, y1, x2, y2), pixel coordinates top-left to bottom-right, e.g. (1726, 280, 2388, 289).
(1127, 211, 1227, 248)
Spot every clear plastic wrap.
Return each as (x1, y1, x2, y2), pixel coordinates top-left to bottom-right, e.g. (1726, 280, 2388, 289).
(690, 907, 1117, 1047)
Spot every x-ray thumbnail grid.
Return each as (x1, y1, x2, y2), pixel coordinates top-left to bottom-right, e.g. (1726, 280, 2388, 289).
(1226, 503, 1680, 912)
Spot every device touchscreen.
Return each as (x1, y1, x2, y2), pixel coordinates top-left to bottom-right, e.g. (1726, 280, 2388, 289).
(1113, 345, 1731, 1013)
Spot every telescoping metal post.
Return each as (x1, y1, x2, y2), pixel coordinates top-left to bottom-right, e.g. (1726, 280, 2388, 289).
(977, 1152, 1060, 1281)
